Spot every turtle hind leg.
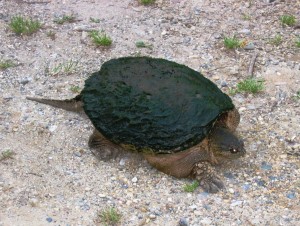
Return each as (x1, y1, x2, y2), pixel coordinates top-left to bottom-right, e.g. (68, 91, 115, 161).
(88, 129, 125, 161)
(192, 162, 224, 193)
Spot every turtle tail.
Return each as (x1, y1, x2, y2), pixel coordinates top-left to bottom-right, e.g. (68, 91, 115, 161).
(26, 95, 83, 113)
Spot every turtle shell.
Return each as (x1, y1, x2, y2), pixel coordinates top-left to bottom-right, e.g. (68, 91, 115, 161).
(81, 57, 234, 153)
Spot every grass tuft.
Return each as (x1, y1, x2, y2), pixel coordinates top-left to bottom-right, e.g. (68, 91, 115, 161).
(135, 41, 153, 49)
(296, 37, 300, 48)
(70, 85, 81, 93)
(234, 78, 264, 94)
(0, 150, 15, 162)
(223, 36, 240, 49)
(97, 207, 122, 225)
(89, 30, 112, 47)
(51, 60, 79, 75)
(54, 15, 76, 24)
(280, 15, 296, 26)
(0, 60, 16, 70)
(9, 16, 41, 35)
(269, 34, 282, 46)
(140, 0, 155, 5)
(89, 17, 100, 23)
(183, 181, 199, 192)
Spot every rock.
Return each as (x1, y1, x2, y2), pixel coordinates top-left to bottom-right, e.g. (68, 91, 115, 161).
(178, 217, 189, 226)
(46, 217, 53, 223)
(244, 42, 255, 50)
(132, 177, 138, 183)
(149, 214, 156, 219)
(239, 29, 251, 35)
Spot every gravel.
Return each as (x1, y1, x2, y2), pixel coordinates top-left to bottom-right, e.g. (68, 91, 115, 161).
(0, 0, 299, 225)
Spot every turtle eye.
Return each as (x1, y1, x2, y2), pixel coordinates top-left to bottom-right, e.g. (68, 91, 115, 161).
(229, 148, 238, 154)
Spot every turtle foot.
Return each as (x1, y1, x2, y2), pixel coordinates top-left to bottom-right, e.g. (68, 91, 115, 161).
(193, 162, 224, 193)
(88, 129, 124, 161)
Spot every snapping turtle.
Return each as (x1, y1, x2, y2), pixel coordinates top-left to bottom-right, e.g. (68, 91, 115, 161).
(27, 56, 245, 193)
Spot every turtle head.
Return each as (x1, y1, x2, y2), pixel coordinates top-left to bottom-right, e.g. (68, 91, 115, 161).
(210, 127, 245, 159)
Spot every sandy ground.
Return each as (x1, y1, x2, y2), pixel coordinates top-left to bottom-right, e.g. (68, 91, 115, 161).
(0, 0, 299, 225)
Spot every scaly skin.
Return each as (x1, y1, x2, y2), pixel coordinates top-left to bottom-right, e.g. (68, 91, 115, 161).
(27, 96, 245, 193)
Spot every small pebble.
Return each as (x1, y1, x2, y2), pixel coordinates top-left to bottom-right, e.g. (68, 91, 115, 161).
(149, 214, 156, 219)
(228, 188, 235, 194)
(179, 217, 189, 226)
(244, 42, 255, 50)
(132, 177, 138, 183)
(46, 217, 53, 223)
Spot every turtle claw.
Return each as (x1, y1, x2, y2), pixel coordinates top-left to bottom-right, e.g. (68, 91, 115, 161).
(200, 176, 224, 193)
(193, 162, 225, 193)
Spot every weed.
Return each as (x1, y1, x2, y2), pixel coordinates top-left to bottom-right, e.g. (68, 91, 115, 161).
(296, 37, 300, 48)
(9, 16, 41, 35)
(269, 34, 282, 46)
(70, 85, 81, 93)
(46, 30, 56, 40)
(280, 15, 296, 26)
(223, 36, 240, 49)
(242, 13, 251, 20)
(135, 41, 153, 49)
(292, 90, 300, 101)
(97, 207, 122, 225)
(235, 78, 264, 94)
(89, 17, 100, 23)
(89, 30, 112, 47)
(0, 150, 15, 162)
(140, 0, 155, 5)
(51, 60, 79, 75)
(54, 15, 76, 24)
(183, 181, 199, 192)
(0, 60, 16, 70)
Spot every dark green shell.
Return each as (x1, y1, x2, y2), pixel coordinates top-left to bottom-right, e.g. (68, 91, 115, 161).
(81, 57, 234, 153)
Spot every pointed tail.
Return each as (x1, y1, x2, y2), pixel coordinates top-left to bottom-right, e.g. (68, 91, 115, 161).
(26, 95, 84, 113)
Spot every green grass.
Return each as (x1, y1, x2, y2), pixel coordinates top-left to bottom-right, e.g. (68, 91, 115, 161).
(46, 30, 56, 40)
(296, 37, 300, 48)
(241, 13, 251, 20)
(223, 36, 240, 49)
(233, 78, 264, 94)
(97, 207, 122, 225)
(0, 150, 15, 162)
(9, 16, 41, 35)
(0, 60, 15, 70)
(89, 30, 112, 47)
(140, 0, 155, 5)
(51, 60, 79, 75)
(54, 15, 76, 24)
(89, 17, 100, 23)
(135, 41, 153, 49)
(280, 15, 296, 26)
(269, 34, 282, 46)
(70, 85, 81, 93)
(183, 181, 199, 192)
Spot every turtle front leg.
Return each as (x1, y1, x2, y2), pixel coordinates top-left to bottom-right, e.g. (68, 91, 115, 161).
(88, 129, 124, 161)
(192, 162, 224, 193)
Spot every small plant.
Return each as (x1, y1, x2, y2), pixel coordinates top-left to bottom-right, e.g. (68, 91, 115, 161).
(96, 207, 122, 225)
(235, 78, 264, 94)
(9, 16, 41, 35)
(292, 90, 300, 101)
(280, 15, 296, 26)
(54, 15, 76, 24)
(89, 30, 112, 47)
(89, 17, 100, 23)
(223, 36, 240, 49)
(183, 181, 199, 192)
(269, 34, 282, 46)
(135, 41, 153, 49)
(0, 59, 16, 70)
(140, 0, 155, 5)
(51, 60, 79, 75)
(0, 150, 15, 162)
(296, 37, 300, 48)
(70, 85, 81, 93)
(241, 13, 251, 20)
(46, 30, 56, 40)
